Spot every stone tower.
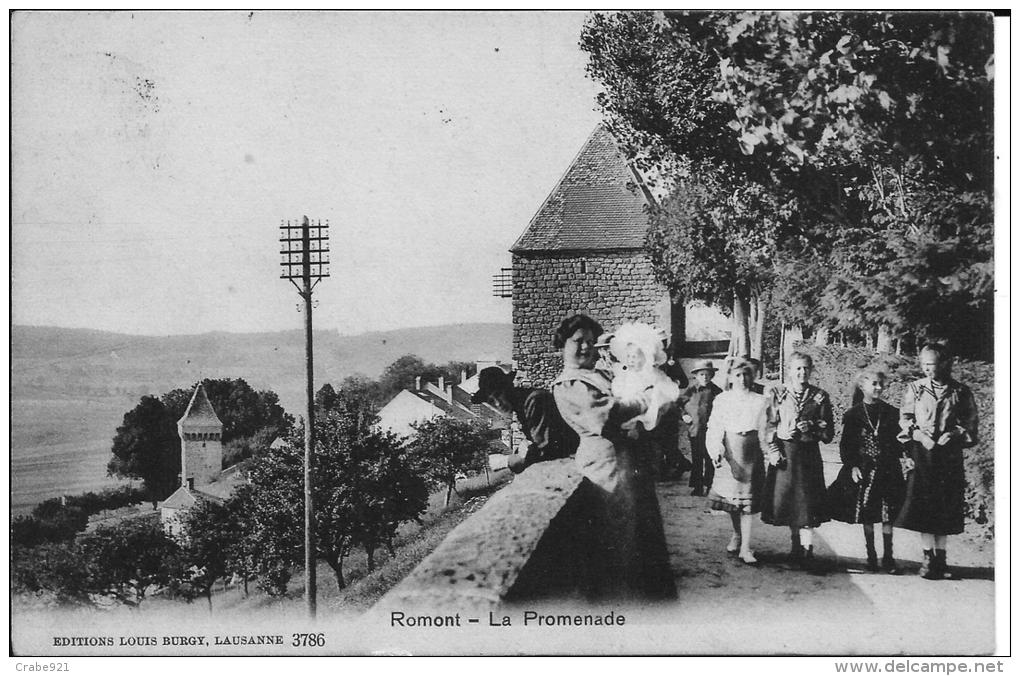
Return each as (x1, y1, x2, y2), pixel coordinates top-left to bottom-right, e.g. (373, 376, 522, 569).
(178, 383, 223, 488)
(509, 125, 683, 387)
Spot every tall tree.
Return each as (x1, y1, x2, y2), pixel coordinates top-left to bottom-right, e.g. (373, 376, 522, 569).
(647, 166, 789, 358)
(409, 417, 492, 508)
(581, 10, 994, 358)
(178, 499, 239, 610)
(107, 396, 180, 499)
(78, 518, 182, 607)
(244, 406, 427, 591)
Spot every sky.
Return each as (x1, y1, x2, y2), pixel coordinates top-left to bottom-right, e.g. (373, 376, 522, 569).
(11, 11, 604, 336)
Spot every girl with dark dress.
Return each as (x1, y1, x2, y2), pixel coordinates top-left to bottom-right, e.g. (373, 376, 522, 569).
(761, 352, 834, 569)
(895, 344, 979, 580)
(551, 314, 677, 600)
(826, 367, 906, 573)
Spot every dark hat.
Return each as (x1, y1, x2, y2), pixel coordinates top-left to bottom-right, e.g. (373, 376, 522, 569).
(690, 359, 718, 374)
(471, 367, 513, 404)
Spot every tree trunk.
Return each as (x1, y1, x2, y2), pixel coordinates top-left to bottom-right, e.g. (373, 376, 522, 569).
(484, 463, 490, 486)
(207, 589, 213, 613)
(895, 337, 903, 355)
(780, 324, 786, 380)
(750, 289, 765, 361)
(814, 327, 829, 346)
(329, 557, 346, 591)
(445, 483, 454, 508)
(876, 325, 894, 353)
(731, 291, 751, 358)
(366, 546, 375, 572)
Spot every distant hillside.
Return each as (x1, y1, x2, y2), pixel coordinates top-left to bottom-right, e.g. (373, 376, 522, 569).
(10, 323, 511, 513)
(12, 323, 511, 414)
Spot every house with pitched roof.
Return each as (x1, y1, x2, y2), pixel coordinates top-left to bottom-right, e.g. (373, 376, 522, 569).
(376, 371, 507, 441)
(510, 125, 726, 386)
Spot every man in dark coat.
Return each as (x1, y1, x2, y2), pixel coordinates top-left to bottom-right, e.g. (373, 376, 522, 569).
(472, 367, 579, 474)
(680, 359, 723, 496)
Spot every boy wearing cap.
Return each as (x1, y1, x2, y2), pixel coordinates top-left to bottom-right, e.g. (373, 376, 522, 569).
(680, 360, 723, 496)
(472, 367, 579, 474)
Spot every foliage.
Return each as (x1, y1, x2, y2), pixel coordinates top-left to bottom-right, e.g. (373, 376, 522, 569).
(581, 10, 994, 359)
(161, 377, 294, 444)
(108, 379, 293, 502)
(12, 486, 151, 549)
(222, 427, 278, 468)
(177, 498, 240, 609)
(378, 355, 476, 402)
(78, 517, 183, 607)
(11, 542, 92, 606)
(243, 405, 427, 592)
(409, 417, 492, 507)
(106, 395, 180, 500)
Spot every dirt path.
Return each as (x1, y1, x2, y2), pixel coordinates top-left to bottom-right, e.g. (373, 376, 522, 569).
(655, 446, 996, 655)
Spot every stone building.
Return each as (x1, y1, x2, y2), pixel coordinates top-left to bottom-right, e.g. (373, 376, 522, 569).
(178, 383, 223, 487)
(158, 383, 241, 538)
(510, 125, 686, 387)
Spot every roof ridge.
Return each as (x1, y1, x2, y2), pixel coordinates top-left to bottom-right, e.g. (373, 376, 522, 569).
(510, 125, 608, 253)
(510, 124, 652, 253)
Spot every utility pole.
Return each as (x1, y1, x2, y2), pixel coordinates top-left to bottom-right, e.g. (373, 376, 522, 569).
(279, 215, 329, 620)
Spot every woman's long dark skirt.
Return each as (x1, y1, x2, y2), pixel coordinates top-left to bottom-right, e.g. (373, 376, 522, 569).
(578, 466, 677, 601)
(895, 440, 966, 535)
(761, 438, 829, 528)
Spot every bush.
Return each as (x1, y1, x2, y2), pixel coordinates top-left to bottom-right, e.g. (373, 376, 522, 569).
(13, 486, 149, 548)
(792, 343, 994, 539)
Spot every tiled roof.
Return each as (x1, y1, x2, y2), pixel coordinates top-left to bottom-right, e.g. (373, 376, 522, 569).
(178, 383, 223, 428)
(158, 487, 224, 513)
(511, 125, 653, 253)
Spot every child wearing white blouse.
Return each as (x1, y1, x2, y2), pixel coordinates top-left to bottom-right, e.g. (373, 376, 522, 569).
(705, 359, 774, 565)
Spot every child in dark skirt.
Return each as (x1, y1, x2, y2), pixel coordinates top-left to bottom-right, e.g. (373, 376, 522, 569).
(826, 367, 906, 573)
(895, 344, 979, 580)
(761, 352, 834, 570)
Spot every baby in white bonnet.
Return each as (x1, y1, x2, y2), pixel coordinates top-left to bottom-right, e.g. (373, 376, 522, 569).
(609, 322, 680, 435)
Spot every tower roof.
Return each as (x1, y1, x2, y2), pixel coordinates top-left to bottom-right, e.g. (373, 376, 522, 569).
(510, 125, 654, 254)
(178, 383, 223, 428)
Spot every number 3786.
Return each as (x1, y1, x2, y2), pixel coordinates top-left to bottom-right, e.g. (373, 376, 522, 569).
(291, 633, 326, 647)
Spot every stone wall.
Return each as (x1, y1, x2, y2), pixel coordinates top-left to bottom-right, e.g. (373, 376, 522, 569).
(372, 459, 585, 613)
(512, 251, 671, 387)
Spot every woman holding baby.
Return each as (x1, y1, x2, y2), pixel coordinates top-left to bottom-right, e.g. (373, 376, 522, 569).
(551, 314, 677, 600)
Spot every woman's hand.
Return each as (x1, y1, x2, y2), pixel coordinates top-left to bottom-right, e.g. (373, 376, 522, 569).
(796, 420, 813, 434)
(681, 414, 693, 425)
(851, 466, 862, 483)
(900, 457, 915, 476)
(912, 428, 936, 450)
(713, 454, 724, 469)
(936, 430, 957, 446)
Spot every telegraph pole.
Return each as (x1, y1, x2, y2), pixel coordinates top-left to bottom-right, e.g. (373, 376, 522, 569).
(279, 216, 329, 620)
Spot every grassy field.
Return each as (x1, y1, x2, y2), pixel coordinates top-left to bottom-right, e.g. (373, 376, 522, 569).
(11, 395, 142, 514)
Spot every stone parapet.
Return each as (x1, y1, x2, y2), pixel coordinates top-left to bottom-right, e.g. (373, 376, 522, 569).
(371, 458, 585, 614)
